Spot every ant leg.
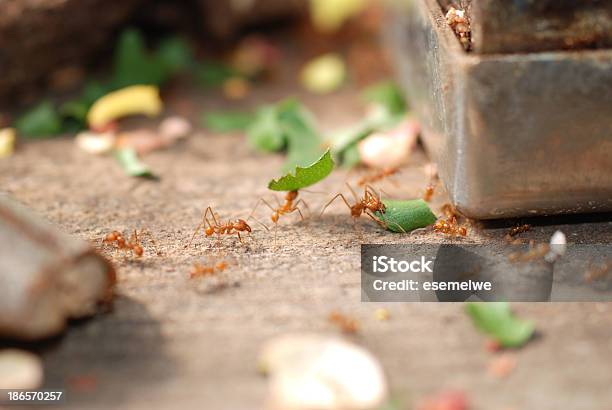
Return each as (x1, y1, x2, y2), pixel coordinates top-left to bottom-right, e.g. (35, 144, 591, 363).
(345, 182, 359, 202)
(236, 232, 243, 244)
(248, 197, 277, 221)
(320, 193, 352, 216)
(294, 199, 310, 216)
(250, 216, 270, 231)
(363, 184, 382, 200)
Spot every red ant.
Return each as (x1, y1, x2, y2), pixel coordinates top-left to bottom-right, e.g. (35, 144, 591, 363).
(103, 230, 146, 257)
(249, 190, 309, 225)
(189, 260, 228, 279)
(328, 311, 359, 334)
(433, 204, 468, 237)
(189, 206, 252, 246)
(320, 183, 388, 228)
(508, 224, 531, 238)
(357, 167, 399, 187)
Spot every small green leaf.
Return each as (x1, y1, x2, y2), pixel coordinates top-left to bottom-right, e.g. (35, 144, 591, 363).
(268, 149, 334, 191)
(194, 61, 236, 88)
(114, 148, 157, 178)
(277, 100, 324, 171)
(15, 101, 63, 138)
(362, 81, 407, 116)
(247, 105, 286, 152)
(375, 199, 436, 233)
(203, 111, 255, 133)
(156, 37, 193, 74)
(466, 302, 535, 348)
(247, 99, 324, 171)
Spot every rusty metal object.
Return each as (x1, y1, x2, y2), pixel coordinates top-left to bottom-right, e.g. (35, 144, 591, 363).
(439, 0, 612, 54)
(385, 0, 612, 219)
(0, 194, 115, 340)
(470, 0, 612, 54)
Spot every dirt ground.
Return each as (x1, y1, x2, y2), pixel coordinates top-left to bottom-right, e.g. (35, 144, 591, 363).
(1, 80, 612, 410)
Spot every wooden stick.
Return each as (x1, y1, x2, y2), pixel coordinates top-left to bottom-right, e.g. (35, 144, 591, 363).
(0, 194, 116, 340)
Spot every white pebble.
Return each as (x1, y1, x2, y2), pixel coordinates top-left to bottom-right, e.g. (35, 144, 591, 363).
(260, 334, 388, 410)
(0, 349, 43, 390)
(159, 116, 192, 140)
(75, 131, 115, 155)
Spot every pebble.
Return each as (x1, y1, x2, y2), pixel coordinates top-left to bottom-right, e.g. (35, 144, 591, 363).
(0, 349, 43, 390)
(260, 334, 388, 410)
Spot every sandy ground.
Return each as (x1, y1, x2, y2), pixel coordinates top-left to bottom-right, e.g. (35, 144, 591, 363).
(1, 82, 612, 410)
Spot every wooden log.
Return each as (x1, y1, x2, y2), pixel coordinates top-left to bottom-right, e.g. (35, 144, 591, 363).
(0, 194, 115, 340)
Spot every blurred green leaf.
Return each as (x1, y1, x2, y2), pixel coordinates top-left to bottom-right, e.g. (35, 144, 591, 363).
(247, 106, 286, 152)
(466, 302, 535, 348)
(15, 101, 63, 138)
(114, 148, 157, 178)
(157, 37, 193, 74)
(194, 61, 236, 87)
(203, 111, 255, 133)
(362, 80, 407, 116)
(247, 99, 324, 171)
(268, 150, 334, 191)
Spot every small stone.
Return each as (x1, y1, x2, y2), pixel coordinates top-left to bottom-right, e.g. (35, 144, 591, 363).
(0, 349, 43, 390)
(358, 119, 419, 168)
(158, 116, 192, 140)
(260, 334, 388, 410)
(75, 131, 116, 155)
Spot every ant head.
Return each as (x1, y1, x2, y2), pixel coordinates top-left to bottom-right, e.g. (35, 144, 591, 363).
(271, 212, 279, 223)
(236, 219, 251, 232)
(205, 226, 215, 236)
(133, 245, 144, 257)
(286, 190, 298, 201)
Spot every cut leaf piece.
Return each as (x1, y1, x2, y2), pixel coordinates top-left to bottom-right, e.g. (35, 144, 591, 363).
(15, 102, 63, 138)
(268, 150, 334, 191)
(362, 81, 407, 116)
(203, 111, 255, 133)
(87, 85, 162, 129)
(114, 148, 157, 178)
(247, 106, 286, 152)
(375, 199, 436, 233)
(247, 99, 324, 171)
(466, 302, 535, 348)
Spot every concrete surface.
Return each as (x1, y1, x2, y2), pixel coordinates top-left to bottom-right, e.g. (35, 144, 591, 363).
(0, 83, 611, 410)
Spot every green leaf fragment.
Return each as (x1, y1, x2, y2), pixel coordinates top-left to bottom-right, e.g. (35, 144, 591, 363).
(194, 61, 236, 87)
(247, 99, 324, 171)
(203, 111, 255, 133)
(114, 148, 157, 178)
(156, 37, 193, 74)
(268, 149, 334, 191)
(362, 80, 407, 116)
(375, 199, 436, 233)
(247, 106, 286, 152)
(466, 302, 535, 348)
(15, 101, 63, 138)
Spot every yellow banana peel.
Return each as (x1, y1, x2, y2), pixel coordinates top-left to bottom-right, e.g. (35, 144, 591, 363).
(87, 85, 163, 129)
